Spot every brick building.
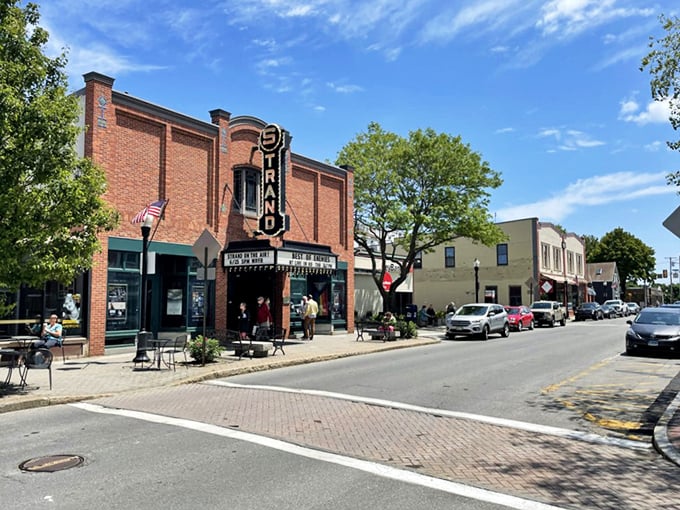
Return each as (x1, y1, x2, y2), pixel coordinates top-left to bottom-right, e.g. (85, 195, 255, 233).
(5, 72, 354, 356)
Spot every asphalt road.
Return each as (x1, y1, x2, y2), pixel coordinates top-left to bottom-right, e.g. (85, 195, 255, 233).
(229, 315, 678, 436)
(0, 405, 504, 510)
(1, 317, 678, 509)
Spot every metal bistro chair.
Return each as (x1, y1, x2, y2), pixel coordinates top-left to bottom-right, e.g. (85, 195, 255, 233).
(20, 348, 53, 390)
(161, 333, 190, 371)
(271, 327, 287, 356)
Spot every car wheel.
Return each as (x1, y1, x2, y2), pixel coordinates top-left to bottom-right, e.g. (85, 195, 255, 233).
(501, 323, 509, 337)
(550, 317, 555, 327)
(517, 321, 523, 332)
(560, 316, 566, 326)
(480, 325, 489, 340)
(529, 320, 534, 330)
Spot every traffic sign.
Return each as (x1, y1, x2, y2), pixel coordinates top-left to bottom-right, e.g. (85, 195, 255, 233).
(382, 272, 393, 292)
(663, 205, 680, 238)
(192, 229, 222, 266)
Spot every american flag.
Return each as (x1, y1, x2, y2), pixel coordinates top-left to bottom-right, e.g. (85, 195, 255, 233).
(131, 200, 168, 224)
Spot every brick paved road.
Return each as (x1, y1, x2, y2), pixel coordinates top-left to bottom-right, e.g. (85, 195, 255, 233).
(91, 384, 680, 510)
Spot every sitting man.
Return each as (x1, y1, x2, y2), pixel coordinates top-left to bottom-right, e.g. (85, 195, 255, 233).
(32, 314, 62, 350)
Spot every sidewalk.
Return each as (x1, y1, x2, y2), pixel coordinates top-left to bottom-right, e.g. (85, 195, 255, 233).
(3, 326, 680, 469)
(0, 330, 440, 414)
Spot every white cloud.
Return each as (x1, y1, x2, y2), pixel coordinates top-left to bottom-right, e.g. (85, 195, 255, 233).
(619, 98, 671, 125)
(495, 171, 674, 222)
(537, 127, 604, 150)
(495, 127, 514, 134)
(644, 141, 663, 152)
(326, 82, 363, 94)
(536, 0, 653, 38)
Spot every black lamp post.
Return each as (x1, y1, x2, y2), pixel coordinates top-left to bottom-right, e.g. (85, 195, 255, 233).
(133, 214, 154, 364)
(561, 239, 568, 312)
(474, 258, 480, 303)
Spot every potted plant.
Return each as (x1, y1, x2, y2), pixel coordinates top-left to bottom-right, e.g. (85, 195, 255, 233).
(187, 335, 223, 363)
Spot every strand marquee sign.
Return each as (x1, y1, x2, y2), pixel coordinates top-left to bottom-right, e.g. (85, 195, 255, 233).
(257, 123, 289, 237)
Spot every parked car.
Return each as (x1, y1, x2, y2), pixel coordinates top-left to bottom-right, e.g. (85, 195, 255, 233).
(600, 304, 615, 319)
(530, 301, 567, 327)
(504, 305, 534, 331)
(445, 303, 509, 340)
(625, 306, 680, 356)
(574, 302, 604, 321)
(626, 302, 641, 315)
(603, 299, 628, 317)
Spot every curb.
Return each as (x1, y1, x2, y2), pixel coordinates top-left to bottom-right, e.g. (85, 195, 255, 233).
(653, 390, 680, 467)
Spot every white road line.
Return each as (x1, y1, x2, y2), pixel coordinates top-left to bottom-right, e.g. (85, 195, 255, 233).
(206, 381, 651, 451)
(71, 402, 565, 510)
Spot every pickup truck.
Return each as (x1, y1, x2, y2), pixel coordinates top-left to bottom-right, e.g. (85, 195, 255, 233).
(530, 301, 567, 327)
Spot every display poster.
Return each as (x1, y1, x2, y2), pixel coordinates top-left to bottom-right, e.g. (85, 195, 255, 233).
(191, 285, 204, 320)
(166, 289, 183, 316)
(107, 284, 128, 321)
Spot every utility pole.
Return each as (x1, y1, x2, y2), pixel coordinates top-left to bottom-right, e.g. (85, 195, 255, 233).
(666, 257, 677, 302)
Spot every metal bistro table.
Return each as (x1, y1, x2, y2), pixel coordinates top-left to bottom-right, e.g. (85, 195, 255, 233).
(10, 335, 38, 352)
(0, 348, 23, 386)
(147, 338, 170, 370)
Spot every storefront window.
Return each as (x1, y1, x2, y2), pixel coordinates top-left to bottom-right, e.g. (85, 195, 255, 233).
(106, 251, 140, 334)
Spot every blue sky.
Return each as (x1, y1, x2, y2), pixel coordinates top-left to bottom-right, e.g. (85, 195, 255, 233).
(38, 0, 680, 280)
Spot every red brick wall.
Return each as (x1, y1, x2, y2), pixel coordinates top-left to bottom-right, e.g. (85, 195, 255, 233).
(82, 73, 354, 354)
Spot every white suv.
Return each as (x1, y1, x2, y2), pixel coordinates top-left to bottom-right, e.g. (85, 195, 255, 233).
(445, 303, 510, 340)
(603, 299, 628, 317)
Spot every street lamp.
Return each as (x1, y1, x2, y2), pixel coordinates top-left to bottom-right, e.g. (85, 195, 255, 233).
(132, 214, 154, 364)
(561, 239, 568, 313)
(474, 258, 480, 303)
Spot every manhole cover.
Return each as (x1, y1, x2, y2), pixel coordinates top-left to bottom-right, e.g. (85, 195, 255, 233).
(19, 455, 84, 473)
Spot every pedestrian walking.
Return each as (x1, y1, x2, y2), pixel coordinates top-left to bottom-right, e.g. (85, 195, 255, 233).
(237, 302, 250, 340)
(300, 295, 309, 339)
(305, 294, 319, 340)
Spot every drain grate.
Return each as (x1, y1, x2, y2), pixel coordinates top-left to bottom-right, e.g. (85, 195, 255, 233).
(19, 455, 84, 473)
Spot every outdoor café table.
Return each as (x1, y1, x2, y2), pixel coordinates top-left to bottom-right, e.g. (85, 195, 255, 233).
(0, 348, 22, 386)
(147, 338, 170, 370)
(10, 335, 37, 351)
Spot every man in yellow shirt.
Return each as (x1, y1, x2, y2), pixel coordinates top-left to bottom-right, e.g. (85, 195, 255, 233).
(304, 294, 319, 340)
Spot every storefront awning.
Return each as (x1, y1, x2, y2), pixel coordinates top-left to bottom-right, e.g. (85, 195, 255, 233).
(222, 239, 337, 275)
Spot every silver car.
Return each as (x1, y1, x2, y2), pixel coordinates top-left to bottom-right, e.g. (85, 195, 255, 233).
(445, 303, 510, 340)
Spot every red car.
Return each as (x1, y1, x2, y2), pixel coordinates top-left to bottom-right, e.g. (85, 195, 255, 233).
(504, 305, 534, 331)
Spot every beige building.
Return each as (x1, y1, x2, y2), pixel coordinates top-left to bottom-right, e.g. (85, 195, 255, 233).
(414, 218, 587, 313)
(354, 253, 414, 319)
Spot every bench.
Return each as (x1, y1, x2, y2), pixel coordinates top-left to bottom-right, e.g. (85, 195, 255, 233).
(208, 329, 271, 359)
(355, 321, 396, 342)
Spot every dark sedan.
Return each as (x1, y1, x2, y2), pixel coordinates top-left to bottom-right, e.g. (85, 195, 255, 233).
(600, 304, 615, 319)
(574, 302, 604, 321)
(625, 307, 680, 356)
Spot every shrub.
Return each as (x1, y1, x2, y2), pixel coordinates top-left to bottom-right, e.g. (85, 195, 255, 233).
(187, 335, 223, 363)
(397, 320, 418, 338)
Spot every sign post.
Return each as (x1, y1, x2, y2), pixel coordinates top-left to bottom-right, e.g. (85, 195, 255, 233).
(192, 229, 222, 366)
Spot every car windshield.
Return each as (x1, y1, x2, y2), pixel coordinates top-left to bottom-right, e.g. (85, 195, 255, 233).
(580, 303, 595, 309)
(505, 307, 521, 314)
(531, 302, 551, 309)
(604, 300, 618, 306)
(457, 306, 488, 316)
(634, 311, 680, 325)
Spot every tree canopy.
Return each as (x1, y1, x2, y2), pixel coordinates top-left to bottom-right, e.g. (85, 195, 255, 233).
(336, 122, 505, 311)
(588, 228, 656, 296)
(0, 1, 118, 310)
(641, 14, 680, 187)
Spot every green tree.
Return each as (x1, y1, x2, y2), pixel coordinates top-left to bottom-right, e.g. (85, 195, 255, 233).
(336, 122, 505, 312)
(581, 234, 600, 260)
(589, 228, 656, 297)
(0, 1, 118, 313)
(641, 14, 680, 187)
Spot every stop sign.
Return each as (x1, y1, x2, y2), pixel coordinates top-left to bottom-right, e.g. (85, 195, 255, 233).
(382, 272, 393, 291)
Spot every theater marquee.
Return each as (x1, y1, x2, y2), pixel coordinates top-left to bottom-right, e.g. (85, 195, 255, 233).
(257, 123, 288, 237)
